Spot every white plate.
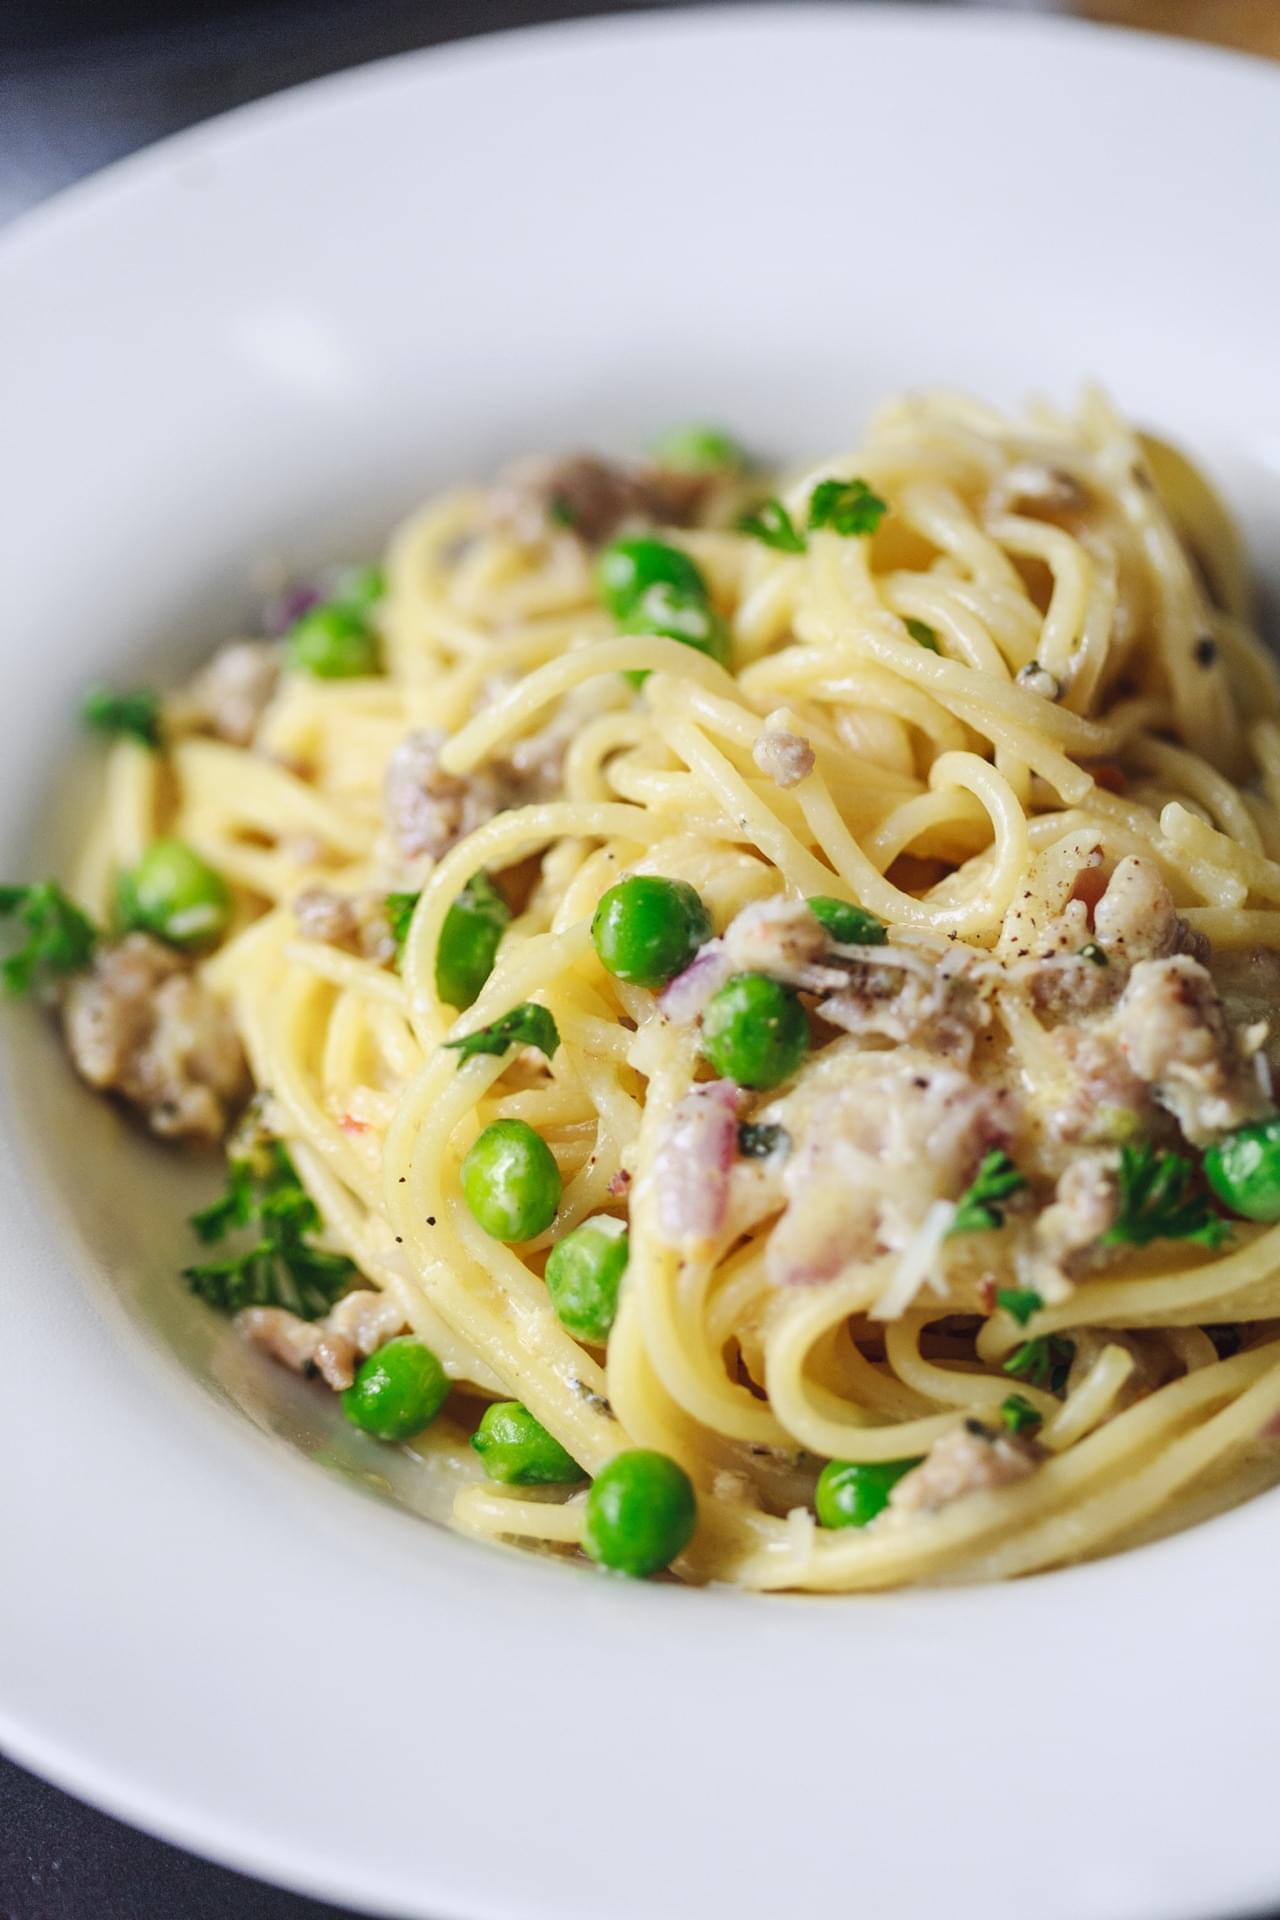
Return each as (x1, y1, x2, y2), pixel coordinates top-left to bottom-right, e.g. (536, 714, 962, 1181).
(3, 10, 1280, 1918)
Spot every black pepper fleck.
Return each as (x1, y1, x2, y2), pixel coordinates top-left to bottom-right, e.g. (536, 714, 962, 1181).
(1193, 635, 1217, 668)
(426, 1215, 437, 1226)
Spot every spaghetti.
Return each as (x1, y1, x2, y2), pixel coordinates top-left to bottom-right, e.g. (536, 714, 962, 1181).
(60, 388, 1280, 1590)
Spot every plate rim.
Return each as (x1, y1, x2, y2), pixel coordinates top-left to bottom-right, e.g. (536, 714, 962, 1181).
(4, 10, 1280, 1919)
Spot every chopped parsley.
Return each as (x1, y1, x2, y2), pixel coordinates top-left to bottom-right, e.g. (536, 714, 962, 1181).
(807, 895, 887, 947)
(1098, 1140, 1230, 1249)
(995, 1285, 1043, 1328)
(0, 883, 97, 994)
(1079, 941, 1108, 967)
(807, 476, 888, 538)
(184, 1139, 353, 1320)
(905, 619, 939, 653)
(386, 890, 420, 952)
(737, 499, 806, 554)
(999, 1392, 1043, 1435)
(949, 1151, 1027, 1236)
(1004, 1334, 1075, 1393)
(737, 1121, 789, 1160)
(547, 496, 577, 529)
(82, 685, 162, 748)
(444, 1001, 560, 1065)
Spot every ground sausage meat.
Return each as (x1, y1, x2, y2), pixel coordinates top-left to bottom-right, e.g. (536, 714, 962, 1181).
(236, 1306, 358, 1390)
(293, 888, 396, 966)
(236, 1288, 407, 1392)
(491, 454, 714, 546)
(889, 1419, 1040, 1514)
(383, 728, 505, 864)
(1092, 855, 1180, 962)
(1115, 954, 1271, 1144)
(176, 639, 280, 748)
(1034, 1151, 1120, 1272)
(62, 933, 247, 1142)
(764, 1045, 1013, 1287)
(752, 716, 816, 790)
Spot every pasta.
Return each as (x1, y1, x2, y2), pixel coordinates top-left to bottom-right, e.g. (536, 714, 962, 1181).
(50, 387, 1280, 1590)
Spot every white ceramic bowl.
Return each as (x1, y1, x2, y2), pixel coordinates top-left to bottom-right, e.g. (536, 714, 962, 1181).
(3, 11, 1280, 1918)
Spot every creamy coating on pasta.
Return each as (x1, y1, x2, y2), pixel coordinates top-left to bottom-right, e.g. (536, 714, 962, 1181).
(53, 387, 1280, 1590)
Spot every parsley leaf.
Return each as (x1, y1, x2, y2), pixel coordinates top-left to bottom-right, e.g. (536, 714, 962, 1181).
(995, 1285, 1043, 1328)
(1078, 941, 1108, 967)
(807, 895, 887, 947)
(737, 499, 806, 554)
(183, 1139, 353, 1320)
(737, 1122, 790, 1160)
(1000, 1393, 1043, 1435)
(386, 891, 420, 952)
(82, 685, 162, 748)
(905, 618, 939, 653)
(949, 1150, 1027, 1236)
(444, 1002, 560, 1065)
(807, 477, 888, 538)
(0, 883, 98, 994)
(1099, 1141, 1229, 1249)
(1004, 1334, 1075, 1393)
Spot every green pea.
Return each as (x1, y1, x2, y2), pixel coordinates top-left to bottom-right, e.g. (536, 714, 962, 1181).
(583, 1450, 697, 1577)
(597, 537, 709, 622)
(700, 972, 809, 1089)
(341, 1336, 449, 1441)
(1204, 1116, 1280, 1222)
(815, 1457, 920, 1529)
(651, 425, 749, 473)
(597, 537, 730, 685)
(471, 1401, 584, 1485)
(436, 871, 511, 1010)
(619, 588, 731, 675)
(462, 1118, 561, 1242)
(544, 1216, 628, 1341)
(590, 875, 712, 989)
(807, 895, 887, 947)
(117, 838, 231, 950)
(287, 603, 380, 678)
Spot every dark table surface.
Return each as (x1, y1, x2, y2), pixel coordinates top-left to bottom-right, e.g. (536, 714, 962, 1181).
(1, 0, 1258, 1915)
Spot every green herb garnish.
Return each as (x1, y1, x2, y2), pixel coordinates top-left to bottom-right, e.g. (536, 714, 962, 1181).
(737, 499, 806, 554)
(807, 895, 887, 947)
(905, 619, 939, 652)
(82, 686, 161, 748)
(807, 477, 888, 538)
(1079, 941, 1108, 967)
(1004, 1335, 1074, 1393)
(0, 883, 97, 994)
(995, 1286, 1043, 1328)
(736, 1122, 790, 1160)
(386, 891, 419, 952)
(444, 1002, 560, 1065)
(950, 1150, 1027, 1236)
(1000, 1393, 1043, 1436)
(184, 1139, 353, 1320)
(1099, 1140, 1229, 1249)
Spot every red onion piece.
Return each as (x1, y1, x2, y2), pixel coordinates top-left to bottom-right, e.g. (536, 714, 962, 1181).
(657, 939, 732, 1025)
(656, 1078, 740, 1246)
(262, 581, 323, 637)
